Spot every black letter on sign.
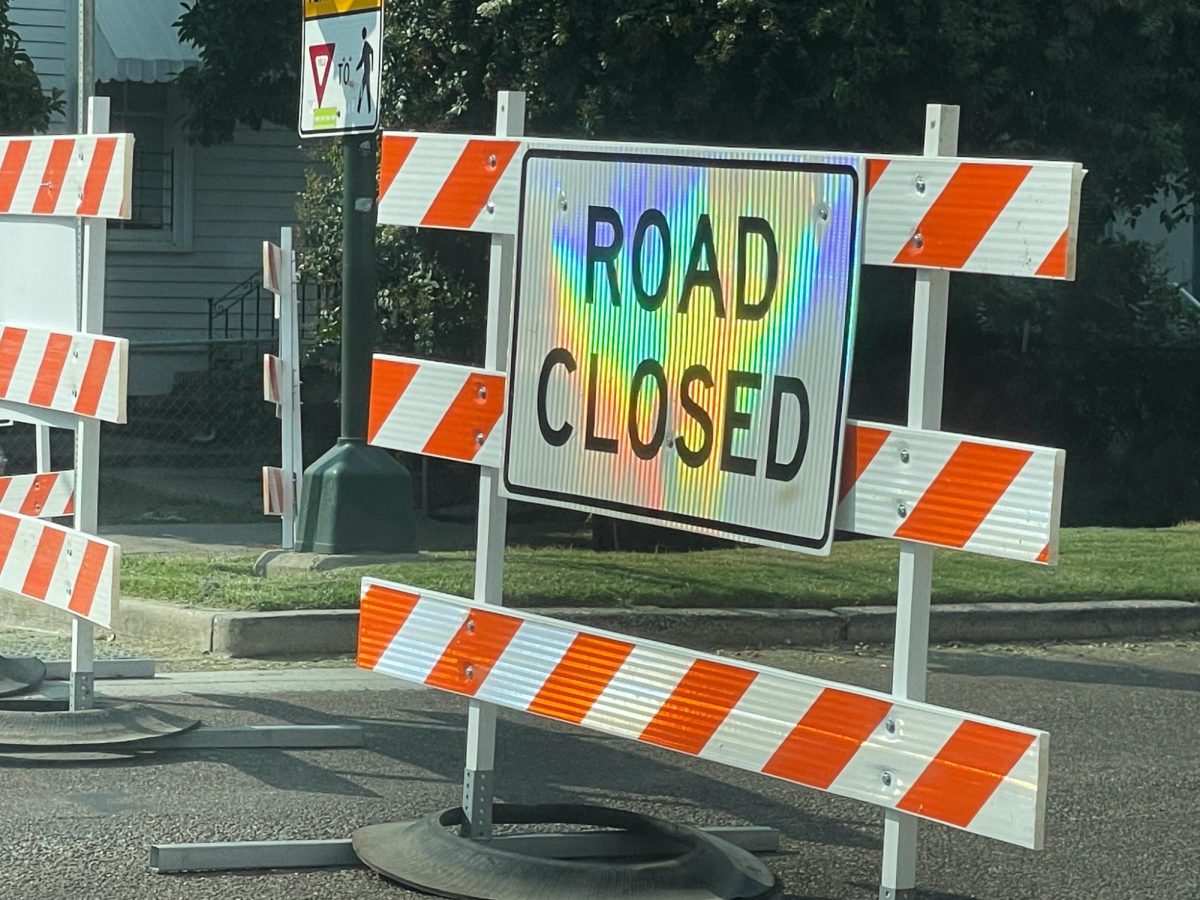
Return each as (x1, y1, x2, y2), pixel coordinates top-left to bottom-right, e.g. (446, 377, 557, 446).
(633, 209, 672, 312)
(720, 370, 761, 476)
(537, 347, 576, 447)
(766, 376, 810, 481)
(735, 216, 778, 321)
(676, 364, 714, 468)
(628, 359, 668, 461)
(584, 352, 618, 455)
(586, 206, 623, 306)
(678, 213, 725, 318)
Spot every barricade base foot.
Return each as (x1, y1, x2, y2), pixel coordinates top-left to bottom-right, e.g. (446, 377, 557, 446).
(42, 658, 157, 681)
(0, 655, 46, 697)
(0, 698, 198, 749)
(879, 889, 917, 900)
(353, 804, 781, 900)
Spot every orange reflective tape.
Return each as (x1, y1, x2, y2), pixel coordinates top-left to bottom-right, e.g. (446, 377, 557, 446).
(762, 688, 890, 789)
(76, 137, 117, 216)
(421, 372, 505, 462)
(357, 584, 420, 671)
(638, 659, 758, 755)
(528, 633, 634, 725)
(28, 332, 72, 408)
(367, 357, 419, 443)
(1036, 543, 1050, 563)
(893, 163, 1032, 270)
(21, 526, 65, 600)
(0, 139, 31, 212)
(894, 442, 1032, 548)
(839, 424, 890, 500)
(1035, 228, 1069, 278)
(425, 607, 522, 697)
(19, 473, 57, 517)
(378, 135, 417, 201)
(66, 541, 108, 617)
(0, 328, 28, 396)
(0, 513, 20, 572)
(421, 139, 519, 228)
(897, 720, 1035, 827)
(74, 340, 116, 417)
(32, 139, 74, 214)
(866, 158, 890, 193)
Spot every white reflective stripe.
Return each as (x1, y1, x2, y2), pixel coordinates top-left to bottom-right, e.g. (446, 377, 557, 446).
(394, 363, 467, 450)
(581, 644, 691, 741)
(475, 620, 575, 709)
(1, 515, 43, 582)
(860, 160, 951, 263)
(970, 738, 1047, 850)
(698, 672, 822, 771)
(44, 472, 74, 516)
(375, 598, 467, 683)
(12, 140, 50, 207)
(385, 136, 469, 225)
(960, 449, 1058, 562)
(966, 163, 1075, 277)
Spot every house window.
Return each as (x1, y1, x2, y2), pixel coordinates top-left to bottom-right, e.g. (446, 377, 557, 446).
(96, 81, 193, 249)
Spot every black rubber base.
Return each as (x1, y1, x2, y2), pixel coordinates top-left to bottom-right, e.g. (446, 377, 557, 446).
(352, 804, 780, 900)
(0, 656, 46, 698)
(0, 698, 199, 749)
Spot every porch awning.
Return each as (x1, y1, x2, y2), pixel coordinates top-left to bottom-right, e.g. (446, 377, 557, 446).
(95, 0, 200, 84)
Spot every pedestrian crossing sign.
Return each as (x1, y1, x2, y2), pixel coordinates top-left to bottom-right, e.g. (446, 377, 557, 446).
(299, 0, 384, 137)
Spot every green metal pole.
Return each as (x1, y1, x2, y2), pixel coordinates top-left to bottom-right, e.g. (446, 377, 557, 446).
(292, 135, 416, 554)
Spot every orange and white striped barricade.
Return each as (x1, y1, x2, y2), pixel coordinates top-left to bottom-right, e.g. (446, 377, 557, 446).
(260, 228, 303, 546)
(352, 92, 1080, 898)
(0, 102, 132, 705)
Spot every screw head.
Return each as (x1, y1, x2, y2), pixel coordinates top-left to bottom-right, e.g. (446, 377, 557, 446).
(464, 665, 475, 680)
(475, 431, 485, 446)
(915, 175, 926, 194)
(897, 501, 908, 519)
(466, 618, 476, 633)
(558, 193, 568, 212)
(816, 202, 830, 221)
(881, 771, 892, 787)
(912, 232, 924, 249)
(885, 718, 896, 734)
(899, 448, 910, 464)
(486, 154, 497, 169)
(476, 385, 487, 400)
(485, 200, 496, 215)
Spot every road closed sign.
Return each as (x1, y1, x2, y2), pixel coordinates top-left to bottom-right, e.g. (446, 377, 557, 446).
(299, 0, 384, 137)
(503, 150, 863, 553)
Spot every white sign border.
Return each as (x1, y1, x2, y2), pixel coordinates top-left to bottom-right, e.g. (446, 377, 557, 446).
(502, 148, 864, 553)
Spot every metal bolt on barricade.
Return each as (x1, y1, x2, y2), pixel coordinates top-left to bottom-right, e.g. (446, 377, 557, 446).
(149, 83, 1083, 900)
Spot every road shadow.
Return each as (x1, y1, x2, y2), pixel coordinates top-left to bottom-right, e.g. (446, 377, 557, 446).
(926, 648, 1200, 693)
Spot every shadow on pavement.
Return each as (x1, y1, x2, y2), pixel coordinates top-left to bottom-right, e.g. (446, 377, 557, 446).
(927, 648, 1200, 693)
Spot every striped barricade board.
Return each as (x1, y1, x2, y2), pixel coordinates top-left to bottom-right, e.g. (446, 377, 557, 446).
(377, 132, 1083, 280)
(0, 133, 134, 220)
(367, 355, 1063, 564)
(357, 578, 1048, 849)
(0, 471, 75, 519)
(263, 354, 284, 406)
(0, 511, 119, 628)
(0, 324, 128, 424)
(262, 466, 286, 517)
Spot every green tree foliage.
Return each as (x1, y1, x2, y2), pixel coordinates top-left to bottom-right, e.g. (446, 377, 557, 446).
(0, 0, 60, 132)
(177, 0, 1200, 525)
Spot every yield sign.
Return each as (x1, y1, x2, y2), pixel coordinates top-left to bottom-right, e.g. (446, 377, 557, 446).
(308, 43, 335, 106)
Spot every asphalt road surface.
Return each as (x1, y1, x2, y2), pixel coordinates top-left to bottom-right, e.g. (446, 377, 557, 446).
(0, 639, 1196, 899)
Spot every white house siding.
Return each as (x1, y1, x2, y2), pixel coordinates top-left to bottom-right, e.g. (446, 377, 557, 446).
(8, 0, 72, 129)
(107, 123, 310, 394)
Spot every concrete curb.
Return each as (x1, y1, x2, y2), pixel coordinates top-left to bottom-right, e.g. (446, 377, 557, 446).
(5, 593, 1194, 659)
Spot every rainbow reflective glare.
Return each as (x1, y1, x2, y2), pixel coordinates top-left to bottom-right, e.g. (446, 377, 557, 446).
(505, 151, 862, 553)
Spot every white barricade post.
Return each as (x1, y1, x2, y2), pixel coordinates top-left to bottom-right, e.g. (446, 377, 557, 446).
(261, 228, 303, 546)
(148, 93, 1079, 895)
(354, 93, 1078, 898)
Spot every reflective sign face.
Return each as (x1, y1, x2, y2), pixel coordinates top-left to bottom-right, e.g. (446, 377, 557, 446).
(503, 150, 862, 553)
(299, 0, 384, 137)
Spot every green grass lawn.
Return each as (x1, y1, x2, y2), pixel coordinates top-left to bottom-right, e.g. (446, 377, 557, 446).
(120, 526, 1200, 613)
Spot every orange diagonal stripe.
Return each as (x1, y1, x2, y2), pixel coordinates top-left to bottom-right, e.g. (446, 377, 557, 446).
(66, 541, 108, 617)
(897, 721, 1036, 827)
(421, 139, 519, 228)
(425, 608, 522, 697)
(866, 158, 890, 193)
(74, 340, 116, 417)
(839, 424, 890, 500)
(639, 659, 758, 755)
(22, 526, 65, 600)
(894, 442, 1032, 548)
(29, 333, 73, 409)
(0, 139, 31, 212)
(367, 358, 419, 444)
(378, 135, 417, 201)
(1035, 228, 1069, 278)
(422, 373, 505, 462)
(0, 327, 28, 396)
(32, 139, 75, 214)
(76, 137, 117, 216)
(19, 473, 57, 517)
(763, 688, 891, 789)
(0, 513, 20, 572)
(528, 633, 634, 725)
(893, 163, 1032, 269)
(357, 584, 420, 671)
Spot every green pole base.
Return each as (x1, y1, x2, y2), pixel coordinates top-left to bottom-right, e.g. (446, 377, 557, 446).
(294, 439, 417, 554)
